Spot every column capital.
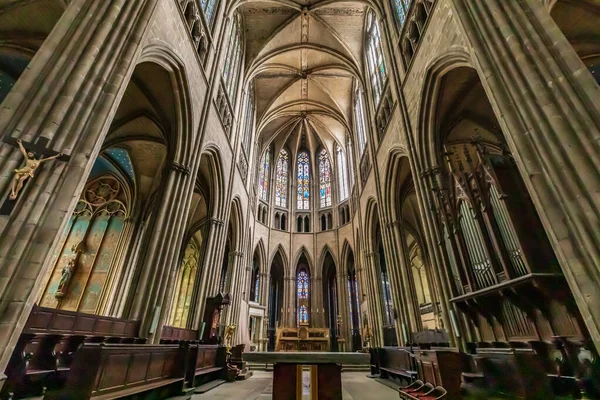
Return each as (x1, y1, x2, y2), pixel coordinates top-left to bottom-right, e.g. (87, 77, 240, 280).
(166, 161, 191, 175)
(209, 217, 225, 227)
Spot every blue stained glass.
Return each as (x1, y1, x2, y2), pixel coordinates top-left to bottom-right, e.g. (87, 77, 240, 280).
(105, 147, 135, 183)
(275, 149, 288, 207)
(297, 151, 310, 210)
(254, 275, 260, 302)
(319, 149, 331, 208)
(299, 305, 308, 324)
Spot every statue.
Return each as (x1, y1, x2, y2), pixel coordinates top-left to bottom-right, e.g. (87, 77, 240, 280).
(55, 257, 77, 299)
(362, 324, 372, 349)
(10, 139, 62, 200)
(224, 323, 237, 348)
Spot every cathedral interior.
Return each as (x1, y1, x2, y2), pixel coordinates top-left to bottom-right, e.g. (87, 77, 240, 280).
(0, 0, 599, 399)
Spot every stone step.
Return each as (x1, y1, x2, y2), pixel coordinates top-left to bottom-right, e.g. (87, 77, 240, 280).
(193, 379, 227, 394)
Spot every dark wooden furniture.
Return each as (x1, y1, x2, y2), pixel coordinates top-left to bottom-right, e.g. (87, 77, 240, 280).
(45, 343, 186, 400)
(475, 347, 553, 399)
(243, 351, 369, 400)
(414, 348, 466, 400)
(1, 306, 143, 398)
(183, 343, 224, 389)
(379, 347, 418, 384)
(201, 293, 230, 343)
(161, 325, 199, 343)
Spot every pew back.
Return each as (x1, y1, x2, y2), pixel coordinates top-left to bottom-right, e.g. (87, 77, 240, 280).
(47, 344, 186, 400)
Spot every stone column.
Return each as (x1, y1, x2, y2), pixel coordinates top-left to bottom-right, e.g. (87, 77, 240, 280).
(451, 0, 600, 350)
(336, 269, 351, 347)
(130, 162, 193, 342)
(365, 251, 384, 347)
(225, 250, 244, 326)
(0, 0, 159, 372)
(191, 218, 225, 328)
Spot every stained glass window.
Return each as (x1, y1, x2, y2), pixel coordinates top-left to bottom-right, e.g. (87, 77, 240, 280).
(354, 90, 368, 156)
(258, 148, 271, 201)
(254, 275, 260, 302)
(337, 146, 349, 201)
(319, 149, 332, 208)
(200, 0, 219, 26)
(354, 276, 361, 328)
(299, 305, 308, 324)
(298, 270, 309, 299)
(297, 151, 310, 210)
(392, 0, 412, 27)
(348, 278, 354, 327)
(222, 14, 243, 101)
(275, 149, 289, 207)
(366, 11, 387, 106)
(297, 269, 310, 324)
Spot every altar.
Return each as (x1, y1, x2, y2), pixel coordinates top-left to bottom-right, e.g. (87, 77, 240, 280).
(243, 352, 369, 400)
(275, 326, 330, 352)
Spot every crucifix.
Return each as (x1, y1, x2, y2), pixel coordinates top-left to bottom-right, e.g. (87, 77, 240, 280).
(1, 136, 69, 215)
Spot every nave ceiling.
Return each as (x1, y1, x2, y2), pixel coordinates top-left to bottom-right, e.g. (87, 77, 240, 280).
(239, 0, 368, 155)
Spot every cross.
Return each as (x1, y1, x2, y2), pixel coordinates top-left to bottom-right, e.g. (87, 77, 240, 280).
(3, 136, 69, 161)
(1, 135, 70, 215)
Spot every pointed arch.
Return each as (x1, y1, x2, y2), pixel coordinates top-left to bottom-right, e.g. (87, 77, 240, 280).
(269, 244, 289, 273)
(293, 245, 314, 277)
(199, 144, 227, 218)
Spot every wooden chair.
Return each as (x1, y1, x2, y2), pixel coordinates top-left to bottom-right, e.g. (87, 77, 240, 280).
(399, 382, 432, 399)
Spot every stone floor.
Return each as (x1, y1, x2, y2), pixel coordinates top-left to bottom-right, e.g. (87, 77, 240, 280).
(191, 371, 399, 400)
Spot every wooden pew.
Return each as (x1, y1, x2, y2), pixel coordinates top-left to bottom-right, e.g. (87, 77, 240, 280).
(161, 326, 199, 344)
(183, 344, 226, 393)
(414, 347, 466, 399)
(379, 347, 418, 385)
(45, 343, 187, 400)
(2, 306, 143, 398)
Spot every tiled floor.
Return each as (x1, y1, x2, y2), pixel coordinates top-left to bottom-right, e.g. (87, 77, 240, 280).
(191, 370, 399, 400)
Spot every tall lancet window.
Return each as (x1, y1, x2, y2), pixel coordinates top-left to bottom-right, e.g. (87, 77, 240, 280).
(222, 13, 243, 100)
(275, 149, 289, 207)
(336, 145, 349, 201)
(201, 0, 219, 26)
(365, 11, 387, 106)
(297, 269, 310, 324)
(258, 148, 271, 201)
(392, 0, 412, 27)
(297, 151, 310, 210)
(319, 149, 332, 208)
(242, 84, 254, 155)
(354, 90, 368, 155)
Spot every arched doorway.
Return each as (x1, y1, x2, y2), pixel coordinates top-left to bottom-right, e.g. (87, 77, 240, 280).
(322, 251, 338, 351)
(346, 249, 362, 351)
(268, 250, 285, 351)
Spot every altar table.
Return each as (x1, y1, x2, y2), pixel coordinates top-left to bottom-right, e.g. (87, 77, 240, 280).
(243, 352, 369, 400)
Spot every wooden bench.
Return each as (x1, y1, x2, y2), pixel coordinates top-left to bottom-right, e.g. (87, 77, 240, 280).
(379, 347, 418, 384)
(161, 325, 200, 344)
(184, 344, 224, 388)
(414, 347, 466, 399)
(45, 343, 187, 400)
(2, 306, 143, 398)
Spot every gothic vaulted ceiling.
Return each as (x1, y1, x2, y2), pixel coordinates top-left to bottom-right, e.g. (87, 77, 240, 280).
(239, 1, 367, 155)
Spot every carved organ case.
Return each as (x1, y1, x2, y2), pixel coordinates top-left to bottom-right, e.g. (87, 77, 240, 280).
(435, 140, 587, 344)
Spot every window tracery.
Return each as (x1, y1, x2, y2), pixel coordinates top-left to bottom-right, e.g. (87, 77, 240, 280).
(337, 146, 349, 202)
(200, 0, 218, 26)
(222, 13, 243, 100)
(170, 237, 201, 328)
(319, 148, 332, 208)
(297, 151, 310, 210)
(242, 84, 254, 156)
(297, 269, 310, 324)
(392, 0, 412, 27)
(365, 11, 388, 106)
(354, 90, 368, 155)
(275, 149, 289, 208)
(258, 148, 271, 201)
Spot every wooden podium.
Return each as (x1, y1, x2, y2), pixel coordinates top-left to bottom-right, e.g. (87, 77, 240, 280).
(243, 352, 369, 400)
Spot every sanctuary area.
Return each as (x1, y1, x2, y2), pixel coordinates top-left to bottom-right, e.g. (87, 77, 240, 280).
(0, 0, 599, 399)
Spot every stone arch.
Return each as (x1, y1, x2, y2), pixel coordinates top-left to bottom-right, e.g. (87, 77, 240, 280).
(269, 244, 289, 274)
(417, 48, 473, 169)
(292, 246, 314, 278)
(253, 239, 267, 274)
(137, 44, 194, 166)
(198, 144, 226, 218)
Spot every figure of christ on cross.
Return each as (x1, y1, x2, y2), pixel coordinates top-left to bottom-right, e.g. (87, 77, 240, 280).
(10, 138, 63, 200)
